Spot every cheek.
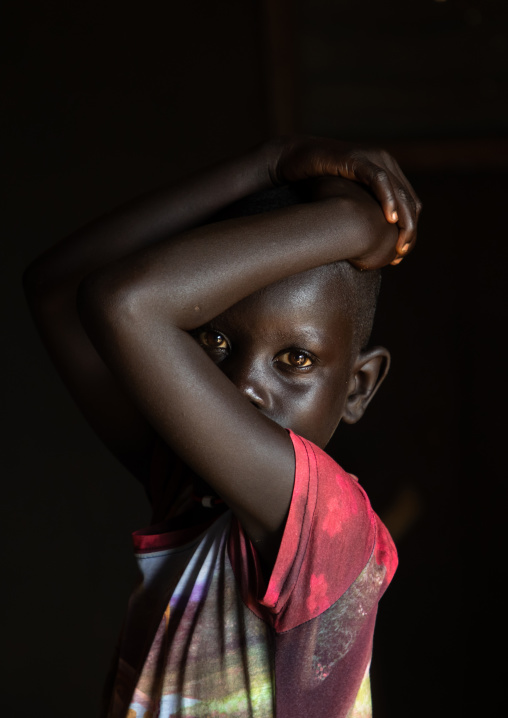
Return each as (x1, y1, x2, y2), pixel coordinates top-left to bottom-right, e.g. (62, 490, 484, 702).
(314, 391, 348, 446)
(280, 381, 347, 447)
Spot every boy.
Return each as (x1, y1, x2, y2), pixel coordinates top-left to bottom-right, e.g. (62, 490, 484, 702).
(24, 136, 420, 717)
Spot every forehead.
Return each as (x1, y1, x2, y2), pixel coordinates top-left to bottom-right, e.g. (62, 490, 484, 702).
(217, 265, 355, 343)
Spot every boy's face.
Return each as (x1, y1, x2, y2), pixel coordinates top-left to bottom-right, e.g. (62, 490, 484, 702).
(196, 266, 387, 448)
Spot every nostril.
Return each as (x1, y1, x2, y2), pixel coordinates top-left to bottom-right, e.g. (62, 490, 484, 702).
(227, 363, 267, 408)
(242, 384, 266, 409)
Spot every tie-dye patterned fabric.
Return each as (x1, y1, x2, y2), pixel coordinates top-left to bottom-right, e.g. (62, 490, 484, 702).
(106, 432, 397, 718)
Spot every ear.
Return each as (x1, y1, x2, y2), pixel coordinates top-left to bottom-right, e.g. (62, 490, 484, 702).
(342, 346, 391, 424)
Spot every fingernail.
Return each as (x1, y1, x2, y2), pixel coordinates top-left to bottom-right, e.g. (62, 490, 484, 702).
(391, 257, 403, 265)
(391, 211, 398, 222)
(401, 242, 410, 253)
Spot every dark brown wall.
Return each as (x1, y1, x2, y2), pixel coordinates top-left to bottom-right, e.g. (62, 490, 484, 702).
(2, 1, 505, 715)
(2, 3, 268, 715)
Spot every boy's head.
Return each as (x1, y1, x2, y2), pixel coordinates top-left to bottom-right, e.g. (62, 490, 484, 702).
(199, 184, 390, 448)
(212, 184, 382, 353)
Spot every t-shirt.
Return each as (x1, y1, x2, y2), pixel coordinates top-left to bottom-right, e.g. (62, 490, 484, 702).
(105, 431, 397, 718)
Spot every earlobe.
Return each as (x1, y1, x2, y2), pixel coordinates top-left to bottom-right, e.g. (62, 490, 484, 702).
(342, 347, 391, 424)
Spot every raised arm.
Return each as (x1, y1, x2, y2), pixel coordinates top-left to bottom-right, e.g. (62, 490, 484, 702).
(24, 137, 419, 482)
(76, 170, 408, 568)
(22, 143, 281, 476)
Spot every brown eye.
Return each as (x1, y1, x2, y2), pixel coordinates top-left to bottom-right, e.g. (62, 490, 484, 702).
(199, 330, 229, 350)
(278, 350, 313, 368)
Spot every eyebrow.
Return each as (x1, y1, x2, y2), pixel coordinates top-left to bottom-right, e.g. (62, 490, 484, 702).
(270, 327, 327, 344)
(205, 320, 330, 347)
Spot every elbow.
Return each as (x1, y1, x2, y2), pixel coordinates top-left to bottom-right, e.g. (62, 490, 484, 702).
(76, 269, 117, 332)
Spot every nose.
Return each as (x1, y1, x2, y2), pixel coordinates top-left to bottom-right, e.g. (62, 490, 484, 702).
(241, 382, 266, 409)
(221, 355, 270, 410)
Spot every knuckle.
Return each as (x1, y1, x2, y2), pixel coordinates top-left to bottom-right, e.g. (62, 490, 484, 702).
(405, 224, 417, 240)
(372, 168, 389, 185)
(396, 186, 410, 201)
(347, 149, 362, 167)
(345, 149, 361, 165)
(405, 213, 416, 230)
(400, 214, 416, 234)
(345, 152, 367, 180)
(397, 187, 417, 213)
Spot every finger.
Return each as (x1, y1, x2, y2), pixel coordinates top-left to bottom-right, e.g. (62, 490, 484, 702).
(347, 157, 399, 224)
(391, 237, 415, 267)
(396, 223, 417, 255)
(385, 157, 423, 222)
(389, 182, 418, 252)
(397, 228, 417, 255)
(354, 151, 421, 250)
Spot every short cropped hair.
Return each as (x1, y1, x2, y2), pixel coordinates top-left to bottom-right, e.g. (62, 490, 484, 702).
(210, 183, 381, 351)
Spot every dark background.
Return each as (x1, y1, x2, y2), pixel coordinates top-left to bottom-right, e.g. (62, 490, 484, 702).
(2, 1, 506, 715)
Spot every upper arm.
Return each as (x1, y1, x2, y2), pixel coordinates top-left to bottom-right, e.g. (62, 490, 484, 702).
(77, 271, 296, 568)
(72, 192, 376, 567)
(24, 269, 156, 479)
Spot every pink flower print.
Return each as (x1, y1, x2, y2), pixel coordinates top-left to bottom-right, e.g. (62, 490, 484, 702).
(315, 662, 331, 681)
(307, 573, 329, 614)
(334, 472, 359, 516)
(322, 495, 343, 536)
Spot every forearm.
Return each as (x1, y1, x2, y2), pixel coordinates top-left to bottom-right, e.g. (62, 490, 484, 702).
(76, 182, 395, 546)
(75, 176, 401, 555)
(24, 140, 278, 300)
(22, 137, 415, 497)
(80, 183, 395, 339)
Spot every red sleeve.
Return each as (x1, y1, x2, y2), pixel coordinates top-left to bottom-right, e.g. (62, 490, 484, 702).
(228, 430, 397, 633)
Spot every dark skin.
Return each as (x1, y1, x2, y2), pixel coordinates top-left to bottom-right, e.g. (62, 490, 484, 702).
(184, 266, 390, 568)
(196, 266, 390, 448)
(23, 137, 420, 572)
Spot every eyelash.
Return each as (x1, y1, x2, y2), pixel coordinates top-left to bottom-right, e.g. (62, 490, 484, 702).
(195, 330, 317, 371)
(196, 330, 230, 358)
(275, 348, 317, 371)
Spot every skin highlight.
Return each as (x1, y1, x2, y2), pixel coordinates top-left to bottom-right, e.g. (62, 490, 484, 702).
(195, 264, 389, 450)
(187, 263, 390, 571)
(23, 137, 420, 571)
